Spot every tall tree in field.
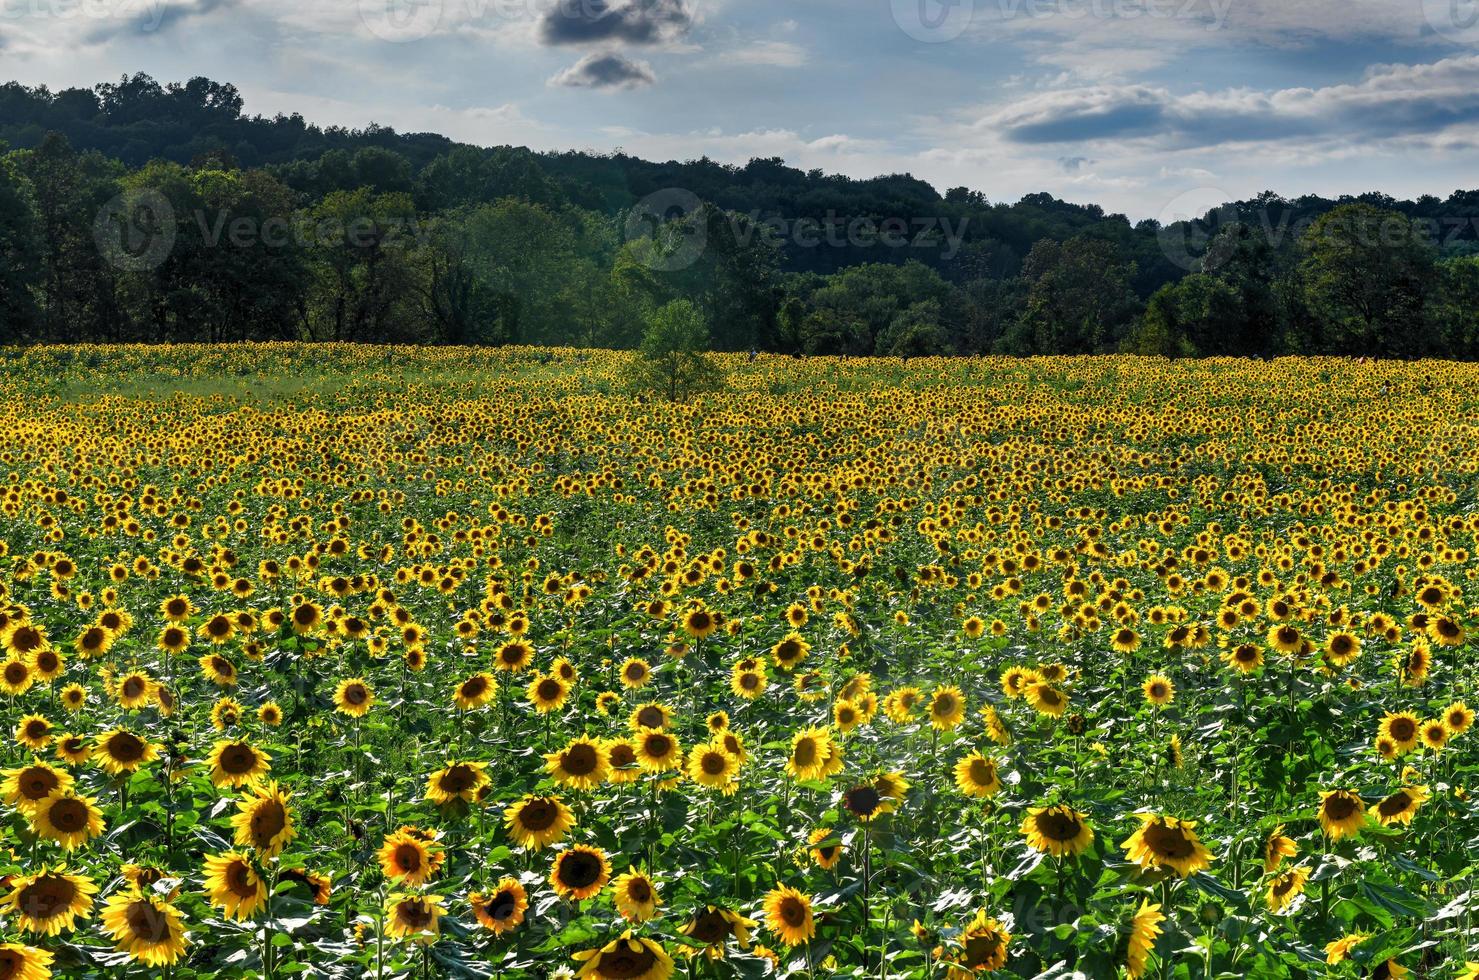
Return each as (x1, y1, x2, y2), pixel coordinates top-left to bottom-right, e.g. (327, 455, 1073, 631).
(1006, 235, 1140, 353)
(629, 299, 723, 402)
(1300, 204, 1436, 356)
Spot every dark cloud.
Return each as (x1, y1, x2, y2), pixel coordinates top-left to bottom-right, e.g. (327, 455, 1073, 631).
(538, 0, 691, 46)
(984, 57, 1479, 149)
(549, 51, 657, 89)
(83, 0, 234, 43)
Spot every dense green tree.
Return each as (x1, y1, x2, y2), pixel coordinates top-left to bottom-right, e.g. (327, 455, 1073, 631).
(1300, 204, 1437, 356)
(0, 148, 41, 336)
(1004, 236, 1140, 354)
(629, 299, 724, 402)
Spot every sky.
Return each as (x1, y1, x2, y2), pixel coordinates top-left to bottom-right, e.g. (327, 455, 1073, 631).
(3, 0, 1479, 219)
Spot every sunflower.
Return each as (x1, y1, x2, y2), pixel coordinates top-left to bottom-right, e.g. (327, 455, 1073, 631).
(1444, 701, 1474, 734)
(470, 877, 527, 935)
(807, 827, 843, 869)
(603, 738, 642, 784)
(2, 761, 73, 812)
(278, 868, 333, 906)
(1262, 824, 1297, 873)
(29, 789, 105, 850)
(573, 931, 674, 980)
(1221, 643, 1264, 673)
(1141, 675, 1175, 707)
(619, 657, 653, 689)
(1125, 901, 1164, 979)
(1421, 719, 1450, 752)
(550, 844, 612, 901)
(0, 944, 53, 980)
(545, 737, 610, 789)
(14, 715, 51, 752)
(882, 686, 922, 723)
(257, 701, 283, 726)
(527, 673, 571, 713)
(494, 639, 534, 673)
(681, 906, 758, 958)
(634, 728, 682, 772)
(93, 729, 159, 776)
(99, 889, 187, 966)
(955, 751, 1002, 798)
(612, 869, 661, 922)
(0, 658, 33, 696)
(729, 666, 767, 699)
(687, 742, 739, 791)
(232, 780, 295, 857)
(3, 869, 97, 935)
(785, 727, 835, 781)
(682, 607, 719, 639)
(452, 672, 497, 711)
(762, 885, 815, 947)
(115, 672, 153, 710)
(1379, 712, 1421, 754)
(1324, 932, 1368, 965)
(1317, 789, 1366, 840)
(160, 594, 194, 622)
(425, 761, 490, 806)
(378, 829, 441, 887)
(629, 702, 672, 731)
(1267, 623, 1303, 654)
(333, 678, 374, 718)
(1021, 804, 1094, 858)
(53, 734, 91, 767)
(771, 633, 811, 670)
(952, 910, 1011, 974)
(1370, 785, 1428, 827)
(1025, 682, 1068, 718)
(208, 739, 271, 789)
(202, 852, 267, 920)
(384, 892, 445, 943)
(58, 684, 87, 712)
(1121, 813, 1213, 877)
(155, 626, 190, 656)
(504, 794, 575, 851)
(289, 601, 324, 635)
(927, 685, 966, 730)
(1266, 865, 1310, 913)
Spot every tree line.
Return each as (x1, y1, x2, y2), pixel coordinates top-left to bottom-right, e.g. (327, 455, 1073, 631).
(4, 74, 1479, 357)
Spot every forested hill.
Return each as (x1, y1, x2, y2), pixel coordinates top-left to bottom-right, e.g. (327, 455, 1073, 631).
(4, 74, 1479, 357)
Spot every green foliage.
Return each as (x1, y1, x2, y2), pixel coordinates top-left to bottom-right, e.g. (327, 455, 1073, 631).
(628, 299, 725, 402)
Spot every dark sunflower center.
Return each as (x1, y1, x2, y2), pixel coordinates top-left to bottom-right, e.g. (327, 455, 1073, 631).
(107, 733, 146, 762)
(125, 900, 173, 942)
(1036, 810, 1081, 841)
(48, 798, 88, 832)
(251, 801, 287, 844)
(1144, 822, 1194, 858)
(22, 876, 77, 917)
(558, 852, 602, 888)
(778, 897, 807, 926)
(563, 743, 598, 775)
(397, 900, 434, 929)
(519, 799, 557, 831)
(221, 745, 256, 774)
(1376, 793, 1413, 818)
(597, 946, 657, 979)
(440, 765, 474, 792)
(394, 844, 422, 872)
(488, 890, 517, 920)
(701, 752, 728, 776)
(688, 910, 730, 944)
(845, 786, 882, 816)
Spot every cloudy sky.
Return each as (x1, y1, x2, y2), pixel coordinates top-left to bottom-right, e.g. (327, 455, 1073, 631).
(3, 0, 1479, 218)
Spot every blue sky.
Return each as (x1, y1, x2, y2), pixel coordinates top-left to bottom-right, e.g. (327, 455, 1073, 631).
(5, 0, 1479, 218)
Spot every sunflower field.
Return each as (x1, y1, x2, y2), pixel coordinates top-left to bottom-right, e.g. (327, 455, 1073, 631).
(3, 346, 1479, 980)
